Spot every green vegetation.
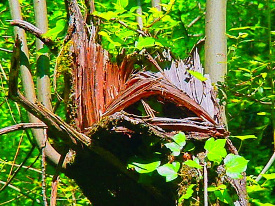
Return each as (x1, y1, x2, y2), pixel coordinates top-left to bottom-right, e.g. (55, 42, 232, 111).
(0, 0, 274, 205)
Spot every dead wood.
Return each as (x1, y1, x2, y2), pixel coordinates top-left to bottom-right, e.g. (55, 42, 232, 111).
(6, 0, 249, 205)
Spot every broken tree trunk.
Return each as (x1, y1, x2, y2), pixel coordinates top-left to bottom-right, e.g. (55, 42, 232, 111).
(8, 0, 248, 205)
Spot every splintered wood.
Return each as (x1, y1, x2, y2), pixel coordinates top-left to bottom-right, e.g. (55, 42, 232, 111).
(68, 0, 226, 137)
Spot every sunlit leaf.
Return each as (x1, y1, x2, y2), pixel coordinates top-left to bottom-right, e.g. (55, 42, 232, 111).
(136, 37, 155, 49)
(229, 26, 251, 31)
(261, 173, 275, 180)
(187, 70, 207, 81)
(178, 184, 196, 202)
(165, 132, 186, 156)
(116, 0, 128, 8)
(224, 154, 249, 179)
(184, 159, 202, 169)
(43, 19, 66, 40)
(204, 138, 227, 163)
(93, 11, 117, 20)
(238, 32, 248, 38)
(165, 142, 182, 156)
(157, 162, 180, 182)
(172, 132, 186, 147)
(232, 135, 257, 140)
(128, 161, 161, 173)
(213, 189, 233, 204)
(208, 184, 227, 192)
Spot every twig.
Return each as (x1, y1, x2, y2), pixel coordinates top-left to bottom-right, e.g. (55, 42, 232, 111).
(0, 180, 41, 204)
(203, 163, 208, 206)
(7, 132, 24, 184)
(41, 129, 48, 206)
(50, 175, 59, 206)
(0, 48, 13, 53)
(0, 122, 47, 135)
(187, 12, 206, 28)
(110, 18, 147, 36)
(10, 20, 58, 54)
(0, 160, 43, 174)
(189, 38, 205, 56)
(0, 145, 35, 193)
(145, 0, 175, 28)
(256, 151, 275, 182)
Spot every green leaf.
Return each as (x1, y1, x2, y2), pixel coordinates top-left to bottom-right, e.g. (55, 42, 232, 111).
(204, 138, 227, 163)
(213, 189, 233, 204)
(261, 173, 275, 180)
(98, 31, 121, 47)
(178, 184, 196, 202)
(257, 112, 271, 116)
(43, 19, 66, 40)
(184, 159, 202, 169)
(187, 70, 207, 81)
(128, 161, 161, 173)
(232, 135, 257, 140)
(157, 162, 180, 182)
(116, 0, 128, 8)
(224, 154, 249, 179)
(136, 37, 155, 49)
(165, 142, 182, 156)
(229, 26, 251, 31)
(165, 132, 186, 156)
(247, 185, 267, 193)
(208, 184, 227, 192)
(93, 11, 117, 20)
(172, 132, 186, 147)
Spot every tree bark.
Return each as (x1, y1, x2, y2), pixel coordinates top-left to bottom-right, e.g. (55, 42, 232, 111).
(8, 0, 61, 165)
(205, 0, 227, 83)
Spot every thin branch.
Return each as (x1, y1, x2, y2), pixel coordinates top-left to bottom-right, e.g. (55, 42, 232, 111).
(145, 0, 175, 28)
(0, 48, 13, 53)
(10, 20, 58, 54)
(41, 129, 48, 206)
(0, 145, 35, 193)
(0, 160, 43, 174)
(7, 132, 24, 183)
(50, 175, 59, 206)
(0, 123, 47, 135)
(203, 163, 208, 206)
(94, 15, 147, 36)
(0, 180, 41, 204)
(187, 12, 205, 28)
(256, 151, 275, 182)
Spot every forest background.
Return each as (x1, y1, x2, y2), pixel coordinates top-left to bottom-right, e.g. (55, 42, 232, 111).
(0, 0, 274, 205)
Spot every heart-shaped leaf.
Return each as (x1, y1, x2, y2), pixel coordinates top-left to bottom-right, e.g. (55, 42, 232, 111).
(157, 162, 180, 182)
(204, 138, 227, 163)
(224, 154, 249, 179)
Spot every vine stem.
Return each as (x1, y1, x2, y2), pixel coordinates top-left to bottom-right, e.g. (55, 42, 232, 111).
(204, 163, 208, 206)
(256, 152, 275, 182)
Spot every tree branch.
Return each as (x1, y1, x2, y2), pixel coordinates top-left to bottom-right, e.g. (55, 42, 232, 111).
(0, 123, 47, 135)
(8, 0, 61, 166)
(10, 20, 58, 54)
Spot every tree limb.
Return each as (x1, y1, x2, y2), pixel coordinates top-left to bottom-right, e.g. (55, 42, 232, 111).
(0, 123, 47, 135)
(10, 20, 58, 54)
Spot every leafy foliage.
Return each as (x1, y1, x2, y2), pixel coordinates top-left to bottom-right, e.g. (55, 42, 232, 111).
(224, 154, 249, 179)
(204, 138, 227, 163)
(0, 0, 274, 205)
